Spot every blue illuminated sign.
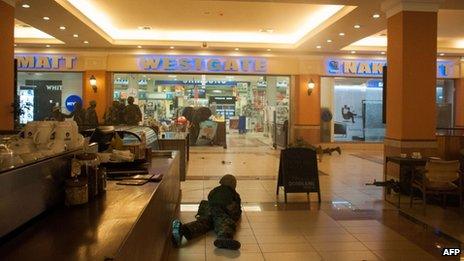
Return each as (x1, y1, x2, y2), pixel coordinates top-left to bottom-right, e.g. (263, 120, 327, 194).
(326, 59, 455, 78)
(140, 56, 267, 73)
(65, 95, 82, 112)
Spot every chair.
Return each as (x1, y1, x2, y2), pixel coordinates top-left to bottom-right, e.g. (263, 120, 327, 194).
(410, 160, 463, 211)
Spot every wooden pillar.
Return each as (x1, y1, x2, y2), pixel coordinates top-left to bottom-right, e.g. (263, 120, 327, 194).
(0, 1, 15, 131)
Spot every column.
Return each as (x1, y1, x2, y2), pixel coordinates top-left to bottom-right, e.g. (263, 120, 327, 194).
(83, 70, 111, 123)
(291, 74, 321, 144)
(455, 78, 464, 127)
(381, 0, 440, 159)
(0, 1, 15, 131)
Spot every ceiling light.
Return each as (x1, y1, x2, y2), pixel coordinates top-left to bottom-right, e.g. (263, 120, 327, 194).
(350, 50, 356, 54)
(14, 44, 17, 47)
(45, 45, 51, 48)
(43, 16, 50, 21)
(439, 53, 445, 56)
(260, 28, 274, 33)
(83, 40, 89, 44)
(138, 26, 152, 30)
(234, 48, 239, 51)
(266, 49, 271, 51)
(169, 46, 175, 49)
(373, 14, 381, 19)
(339, 32, 345, 36)
(73, 34, 79, 38)
(354, 24, 361, 29)
(22, 4, 30, 8)
(327, 39, 332, 43)
(59, 26, 66, 30)
(381, 51, 386, 55)
(316, 45, 322, 49)
(137, 45, 142, 48)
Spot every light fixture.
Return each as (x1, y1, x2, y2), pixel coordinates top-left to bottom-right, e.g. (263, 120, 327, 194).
(351, 50, 356, 54)
(73, 34, 79, 38)
(339, 32, 345, 36)
(316, 45, 322, 49)
(307, 79, 316, 95)
(137, 45, 142, 48)
(266, 48, 271, 51)
(43, 16, 50, 21)
(354, 24, 361, 29)
(373, 13, 380, 19)
(234, 48, 239, 51)
(89, 75, 97, 93)
(327, 39, 332, 43)
(381, 51, 386, 55)
(45, 44, 51, 48)
(59, 26, 66, 30)
(83, 40, 89, 44)
(169, 46, 175, 49)
(439, 53, 445, 56)
(14, 44, 17, 47)
(22, 4, 30, 8)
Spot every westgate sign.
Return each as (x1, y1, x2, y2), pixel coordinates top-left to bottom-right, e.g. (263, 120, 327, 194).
(15, 55, 77, 70)
(326, 59, 455, 78)
(140, 56, 267, 73)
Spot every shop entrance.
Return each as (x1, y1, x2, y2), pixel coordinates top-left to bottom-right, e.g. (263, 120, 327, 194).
(112, 73, 290, 147)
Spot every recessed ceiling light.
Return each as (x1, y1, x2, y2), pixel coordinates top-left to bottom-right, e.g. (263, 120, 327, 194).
(59, 26, 66, 30)
(266, 49, 271, 51)
(137, 45, 142, 48)
(170, 46, 175, 49)
(373, 13, 381, 19)
(45, 45, 51, 48)
(381, 51, 386, 55)
(234, 48, 239, 51)
(22, 4, 30, 8)
(350, 50, 356, 54)
(43, 16, 50, 21)
(83, 40, 89, 44)
(73, 34, 79, 38)
(339, 32, 345, 36)
(327, 39, 332, 43)
(439, 53, 445, 56)
(138, 26, 152, 30)
(354, 24, 361, 29)
(316, 45, 322, 49)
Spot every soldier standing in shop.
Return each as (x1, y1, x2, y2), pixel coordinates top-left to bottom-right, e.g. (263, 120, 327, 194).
(85, 100, 99, 128)
(123, 96, 142, 125)
(70, 101, 86, 128)
(104, 101, 122, 125)
(171, 174, 242, 250)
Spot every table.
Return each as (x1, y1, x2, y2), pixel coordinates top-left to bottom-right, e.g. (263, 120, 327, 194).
(158, 132, 189, 181)
(385, 156, 427, 207)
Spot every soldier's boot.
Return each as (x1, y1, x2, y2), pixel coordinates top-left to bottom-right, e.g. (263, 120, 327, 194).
(214, 237, 241, 250)
(335, 146, 342, 155)
(171, 219, 183, 248)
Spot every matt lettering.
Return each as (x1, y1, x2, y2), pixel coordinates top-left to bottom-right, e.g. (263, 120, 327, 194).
(36, 57, 51, 68)
(372, 63, 383, 74)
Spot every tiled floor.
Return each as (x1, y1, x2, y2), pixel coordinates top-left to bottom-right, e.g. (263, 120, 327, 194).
(170, 135, 461, 260)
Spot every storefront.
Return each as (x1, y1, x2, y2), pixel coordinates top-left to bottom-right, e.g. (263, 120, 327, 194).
(320, 58, 460, 143)
(15, 54, 83, 124)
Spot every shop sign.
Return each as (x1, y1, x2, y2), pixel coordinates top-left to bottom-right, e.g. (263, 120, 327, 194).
(15, 55, 77, 70)
(65, 95, 82, 112)
(326, 59, 455, 78)
(209, 96, 236, 104)
(140, 56, 267, 73)
(155, 80, 237, 86)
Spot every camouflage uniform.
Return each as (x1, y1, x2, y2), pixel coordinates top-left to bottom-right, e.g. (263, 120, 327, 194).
(85, 107, 99, 128)
(181, 185, 242, 240)
(123, 104, 142, 125)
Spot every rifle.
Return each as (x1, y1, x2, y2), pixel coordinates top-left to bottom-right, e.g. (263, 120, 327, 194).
(365, 179, 401, 193)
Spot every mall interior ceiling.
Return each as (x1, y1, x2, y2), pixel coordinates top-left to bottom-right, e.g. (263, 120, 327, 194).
(11, 0, 464, 56)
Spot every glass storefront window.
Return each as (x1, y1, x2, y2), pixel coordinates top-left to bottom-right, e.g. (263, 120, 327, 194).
(320, 77, 454, 142)
(17, 72, 83, 124)
(112, 73, 289, 139)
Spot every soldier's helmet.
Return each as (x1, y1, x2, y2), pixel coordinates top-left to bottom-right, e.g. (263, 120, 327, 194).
(219, 174, 237, 190)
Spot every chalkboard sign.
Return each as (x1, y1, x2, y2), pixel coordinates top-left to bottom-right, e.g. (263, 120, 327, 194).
(276, 147, 321, 203)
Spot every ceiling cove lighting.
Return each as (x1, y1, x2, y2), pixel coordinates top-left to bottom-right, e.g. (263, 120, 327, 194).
(66, 0, 345, 44)
(22, 4, 30, 8)
(43, 16, 50, 21)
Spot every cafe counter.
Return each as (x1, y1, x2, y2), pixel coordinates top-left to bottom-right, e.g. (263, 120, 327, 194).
(0, 152, 181, 261)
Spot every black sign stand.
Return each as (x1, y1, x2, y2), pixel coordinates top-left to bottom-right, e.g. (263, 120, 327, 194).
(276, 147, 321, 203)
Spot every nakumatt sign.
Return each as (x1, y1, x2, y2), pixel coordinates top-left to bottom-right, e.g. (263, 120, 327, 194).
(140, 56, 267, 73)
(15, 55, 77, 70)
(326, 59, 456, 78)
